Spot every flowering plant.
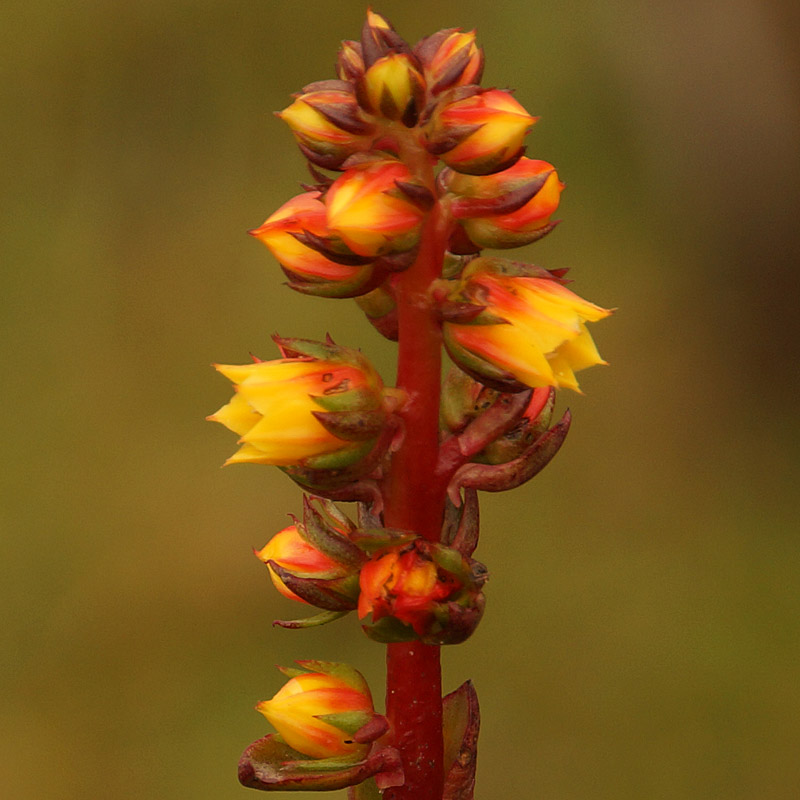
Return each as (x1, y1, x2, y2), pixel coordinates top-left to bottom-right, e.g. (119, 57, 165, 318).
(209, 10, 611, 799)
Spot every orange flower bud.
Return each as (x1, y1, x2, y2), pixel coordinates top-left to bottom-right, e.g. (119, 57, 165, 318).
(249, 192, 376, 297)
(207, 338, 387, 468)
(448, 157, 564, 248)
(255, 525, 343, 603)
(278, 83, 374, 169)
(358, 545, 460, 637)
(428, 88, 536, 175)
(325, 159, 425, 257)
(257, 663, 374, 759)
(361, 52, 425, 123)
(415, 29, 483, 94)
(443, 260, 612, 392)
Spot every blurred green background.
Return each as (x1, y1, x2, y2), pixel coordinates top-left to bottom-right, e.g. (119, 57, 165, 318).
(2, 0, 799, 798)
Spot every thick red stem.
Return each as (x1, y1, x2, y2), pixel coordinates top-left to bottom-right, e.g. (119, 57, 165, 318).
(382, 203, 450, 800)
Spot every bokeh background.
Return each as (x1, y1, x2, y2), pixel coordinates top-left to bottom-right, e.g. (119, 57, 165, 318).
(3, 1, 799, 798)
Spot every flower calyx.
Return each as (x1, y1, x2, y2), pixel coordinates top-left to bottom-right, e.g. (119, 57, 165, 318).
(240, 661, 403, 792)
(438, 367, 574, 502)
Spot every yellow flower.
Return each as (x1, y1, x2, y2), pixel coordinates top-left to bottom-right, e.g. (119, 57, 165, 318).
(249, 192, 376, 297)
(257, 665, 374, 759)
(277, 85, 374, 169)
(255, 525, 343, 603)
(362, 52, 425, 122)
(443, 263, 612, 391)
(429, 89, 536, 175)
(208, 342, 386, 467)
(325, 159, 425, 257)
(448, 157, 564, 248)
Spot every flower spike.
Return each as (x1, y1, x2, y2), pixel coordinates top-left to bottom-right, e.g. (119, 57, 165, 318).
(212, 10, 613, 799)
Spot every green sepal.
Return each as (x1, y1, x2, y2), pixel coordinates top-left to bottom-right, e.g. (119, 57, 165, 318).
(299, 439, 375, 471)
(445, 143, 525, 177)
(464, 310, 512, 326)
(316, 710, 374, 736)
(292, 659, 372, 696)
(355, 287, 399, 341)
(355, 285, 395, 319)
(442, 325, 527, 393)
(311, 496, 354, 532)
(239, 734, 402, 792)
(460, 217, 560, 249)
(283, 425, 394, 492)
(440, 366, 479, 433)
(268, 562, 359, 610)
(273, 610, 350, 629)
(349, 527, 416, 554)
(277, 665, 307, 679)
(461, 256, 557, 281)
(361, 614, 418, 643)
(442, 252, 472, 279)
(311, 386, 382, 413)
(313, 409, 388, 442)
(300, 496, 365, 568)
(272, 335, 347, 363)
(282, 265, 379, 300)
(429, 543, 472, 584)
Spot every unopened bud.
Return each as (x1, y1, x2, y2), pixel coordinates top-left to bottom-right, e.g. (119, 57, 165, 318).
(427, 88, 536, 175)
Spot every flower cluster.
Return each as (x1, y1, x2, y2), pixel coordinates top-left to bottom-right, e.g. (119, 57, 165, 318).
(210, 9, 613, 797)
(254, 495, 485, 644)
(246, 9, 610, 395)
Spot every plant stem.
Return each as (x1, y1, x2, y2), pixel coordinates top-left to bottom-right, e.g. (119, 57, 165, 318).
(382, 203, 450, 800)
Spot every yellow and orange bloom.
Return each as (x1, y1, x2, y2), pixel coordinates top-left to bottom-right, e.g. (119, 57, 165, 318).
(255, 525, 344, 603)
(207, 339, 387, 469)
(249, 192, 376, 298)
(362, 53, 425, 123)
(325, 159, 426, 258)
(257, 663, 374, 759)
(448, 157, 564, 249)
(358, 545, 460, 637)
(428, 88, 536, 175)
(254, 496, 366, 614)
(278, 84, 374, 169)
(443, 260, 612, 392)
(415, 29, 483, 94)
